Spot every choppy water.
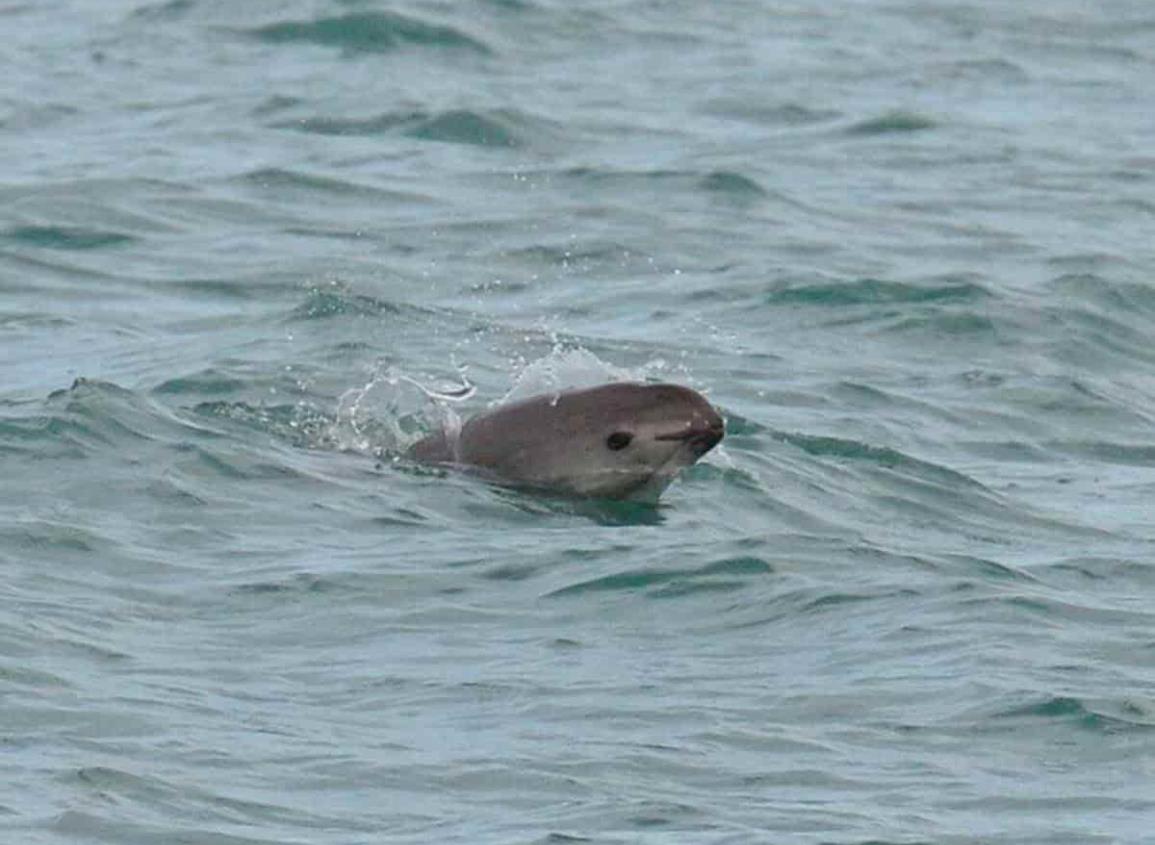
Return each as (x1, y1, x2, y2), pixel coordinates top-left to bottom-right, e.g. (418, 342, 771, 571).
(3, 1, 1155, 842)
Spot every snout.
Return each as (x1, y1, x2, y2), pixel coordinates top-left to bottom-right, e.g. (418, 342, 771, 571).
(655, 408, 725, 456)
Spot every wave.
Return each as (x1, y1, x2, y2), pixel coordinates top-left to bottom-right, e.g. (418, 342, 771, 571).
(245, 11, 492, 56)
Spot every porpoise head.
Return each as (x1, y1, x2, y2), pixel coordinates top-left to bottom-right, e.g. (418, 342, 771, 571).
(450, 382, 724, 501)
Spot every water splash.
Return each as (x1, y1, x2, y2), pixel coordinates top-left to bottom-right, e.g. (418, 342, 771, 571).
(328, 364, 473, 456)
(500, 345, 654, 405)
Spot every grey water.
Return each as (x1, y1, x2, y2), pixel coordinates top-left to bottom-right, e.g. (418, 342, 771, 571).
(3, 1, 1155, 842)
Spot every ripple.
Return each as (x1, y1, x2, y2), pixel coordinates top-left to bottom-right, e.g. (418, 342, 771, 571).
(189, 401, 333, 451)
(1, 379, 209, 455)
(0, 520, 118, 557)
(697, 170, 766, 199)
(547, 556, 773, 598)
(844, 110, 938, 136)
(276, 112, 414, 137)
(405, 109, 524, 148)
(991, 695, 1155, 734)
(1048, 271, 1155, 319)
(1051, 440, 1155, 466)
(277, 107, 544, 149)
(495, 239, 642, 271)
(700, 99, 842, 127)
(245, 11, 492, 56)
(289, 285, 403, 320)
(129, 0, 194, 21)
(774, 432, 983, 487)
(0, 313, 74, 330)
(883, 311, 1000, 338)
(152, 369, 247, 398)
(2, 224, 135, 251)
(765, 277, 990, 307)
(932, 57, 1030, 83)
(238, 168, 417, 203)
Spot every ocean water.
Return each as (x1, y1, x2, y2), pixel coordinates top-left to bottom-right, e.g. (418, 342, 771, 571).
(3, 0, 1155, 842)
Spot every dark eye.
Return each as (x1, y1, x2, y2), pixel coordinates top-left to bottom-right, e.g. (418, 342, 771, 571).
(606, 431, 633, 451)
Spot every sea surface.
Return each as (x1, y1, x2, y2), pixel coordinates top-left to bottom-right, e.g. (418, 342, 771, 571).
(3, 1, 1155, 842)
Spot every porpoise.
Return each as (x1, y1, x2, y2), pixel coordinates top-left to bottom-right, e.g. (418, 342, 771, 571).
(406, 382, 724, 501)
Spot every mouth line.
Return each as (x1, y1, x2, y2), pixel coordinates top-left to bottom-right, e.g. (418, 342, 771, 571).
(654, 421, 725, 453)
(656, 424, 716, 438)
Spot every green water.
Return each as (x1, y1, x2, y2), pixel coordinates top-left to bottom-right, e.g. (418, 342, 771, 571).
(3, 1, 1155, 842)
